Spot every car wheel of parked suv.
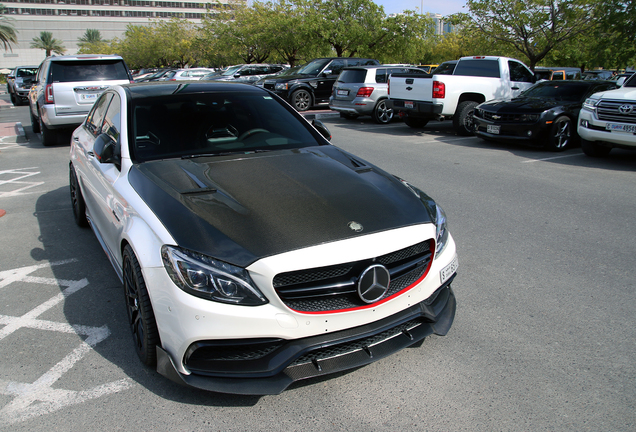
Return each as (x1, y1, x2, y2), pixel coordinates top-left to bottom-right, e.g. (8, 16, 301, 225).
(373, 99, 393, 124)
(30, 109, 40, 133)
(39, 116, 57, 146)
(291, 89, 311, 111)
(581, 138, 612, 157)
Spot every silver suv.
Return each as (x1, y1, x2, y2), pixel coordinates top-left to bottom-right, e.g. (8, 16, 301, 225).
(29, 54, 132, 146)
(329, 65, 428, 124)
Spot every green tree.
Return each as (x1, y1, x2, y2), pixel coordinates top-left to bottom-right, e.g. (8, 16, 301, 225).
(30, 31, 66, 57)
(77, 29, 112, 54)
(78, 29, 105, 44)
(0, 4, 18, 51)
(463, 0, 597, 70)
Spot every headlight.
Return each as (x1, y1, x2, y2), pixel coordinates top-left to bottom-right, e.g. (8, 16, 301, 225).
(582, 98, 600, 111)
(519, 114, 539, 122)
(396, 178, 450, 257)
(275, 82, 289, 91)
(161, 245, 268, 306)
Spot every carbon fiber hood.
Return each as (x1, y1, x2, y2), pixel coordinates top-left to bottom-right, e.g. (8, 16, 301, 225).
(129, 145, 433, 267)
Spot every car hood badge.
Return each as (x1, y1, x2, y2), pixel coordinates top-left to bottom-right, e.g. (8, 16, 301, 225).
(348, 221, 363, 232)
(358, 264, 391, 303)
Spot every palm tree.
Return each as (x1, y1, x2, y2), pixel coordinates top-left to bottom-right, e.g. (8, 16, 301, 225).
(0, 4, 18, 51)
(30, 31, 66, 57)
(78, 29, 105, 44)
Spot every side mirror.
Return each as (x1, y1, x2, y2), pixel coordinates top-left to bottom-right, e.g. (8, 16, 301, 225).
(617, 77, 626, 86)
(322, 69, 333, 76)
(312, 119, 331, 141)
(94, 133, 119, 164)
(234, 73, 241, 78)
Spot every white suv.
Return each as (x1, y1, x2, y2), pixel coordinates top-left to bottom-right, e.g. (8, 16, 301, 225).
(29, 54, 132, 146)
(578, 73, 636, 156)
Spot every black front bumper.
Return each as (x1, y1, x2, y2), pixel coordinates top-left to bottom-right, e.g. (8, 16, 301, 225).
(156, 278, 457, 395)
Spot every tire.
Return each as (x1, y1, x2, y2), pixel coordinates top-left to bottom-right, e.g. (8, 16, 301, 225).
(30, 108, 40, 133)
(404, 117, 428, 128)
(581, 138, 611, 157)
(453, 101, 479, 136)
(372, 99, 393, 124)
(40, 117, 57, 147)
(545, 116, 572, 152)
(69, 164, 88, 227)
(9, 92, 17, 106)
(123, 244, 160, 367)
(291, 89, 311, 111)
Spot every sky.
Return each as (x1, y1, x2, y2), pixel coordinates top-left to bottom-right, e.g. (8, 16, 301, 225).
(372, 0, 467, 16)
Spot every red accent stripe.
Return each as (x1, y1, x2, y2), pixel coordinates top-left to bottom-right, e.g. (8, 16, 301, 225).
(290, 241, 436, 315)
(0, 209, 5, 218)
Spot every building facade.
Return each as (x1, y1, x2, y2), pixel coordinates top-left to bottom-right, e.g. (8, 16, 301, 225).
(1, 0, 233, 67)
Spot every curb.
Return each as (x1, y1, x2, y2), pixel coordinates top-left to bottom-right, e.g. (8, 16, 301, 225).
(0, 122, 28, 143)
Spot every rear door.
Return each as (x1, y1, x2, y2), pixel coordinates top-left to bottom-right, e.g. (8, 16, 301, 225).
(50, 59, 130, 116)
(332, 69, 371, 103)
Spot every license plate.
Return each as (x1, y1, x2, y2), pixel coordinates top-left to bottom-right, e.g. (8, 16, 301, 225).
(404, 101, 414, 109)
(440, 256, 458, 284)
(80, 93, 98, 101)
(337, 89, 349, 96)
(487, 124, 501, 134)
(606, 123, 636, 133)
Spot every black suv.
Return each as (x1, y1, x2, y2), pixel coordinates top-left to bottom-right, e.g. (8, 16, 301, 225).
(261, 57, 379, 111)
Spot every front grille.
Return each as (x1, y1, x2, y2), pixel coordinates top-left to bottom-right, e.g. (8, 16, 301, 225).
(480, 111, 534, 123)
(290, 319, 421, 366)
(597, 99, 636, 124)
(273, 240, 433, 312)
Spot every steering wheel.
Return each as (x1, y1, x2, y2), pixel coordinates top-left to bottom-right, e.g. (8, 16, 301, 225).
(238, 128, 269, 141)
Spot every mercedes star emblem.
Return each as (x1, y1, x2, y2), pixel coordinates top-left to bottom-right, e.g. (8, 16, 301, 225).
(357, 264, 391, 304)
(348, 221, 363, 232)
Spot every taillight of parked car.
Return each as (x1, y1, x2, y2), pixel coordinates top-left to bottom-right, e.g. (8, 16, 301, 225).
(432, 81, 445, 99)
(356, 87, 374, 97)
(45, 84, 54, 104)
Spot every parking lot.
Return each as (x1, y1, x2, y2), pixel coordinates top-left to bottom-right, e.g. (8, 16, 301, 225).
(0, 94, 635, 431)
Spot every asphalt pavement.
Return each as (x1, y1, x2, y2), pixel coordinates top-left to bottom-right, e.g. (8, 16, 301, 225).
(1, 93, 635, 431)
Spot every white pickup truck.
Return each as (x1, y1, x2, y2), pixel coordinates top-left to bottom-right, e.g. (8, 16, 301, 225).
(387, 56, 536, 135)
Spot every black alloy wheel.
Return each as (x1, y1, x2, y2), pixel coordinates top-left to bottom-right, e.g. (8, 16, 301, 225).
(123, 245, 160, 367)
(373, 99, 393, 124)
(69, 164, 88, 227)
(291, 89, 311, 111)
(546, 116, 572, 152)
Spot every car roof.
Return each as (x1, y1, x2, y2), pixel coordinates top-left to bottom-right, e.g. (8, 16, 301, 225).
(47, 54, 124, 62)
(122, 81, 267, 99)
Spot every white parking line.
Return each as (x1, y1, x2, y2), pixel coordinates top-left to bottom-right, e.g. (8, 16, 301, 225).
(0, 261, 134, 426)
(521, 153, 583, 163)
(0, 167, 44, 197)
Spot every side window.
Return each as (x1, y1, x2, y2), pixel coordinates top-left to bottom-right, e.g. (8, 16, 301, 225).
(375, 69, 387, 84)
(85, 93, 113, 135)
(327, 59, 346, 76)
(509, 61, 534, 82)
(101, 93, 121, 144)
(553, 71, 565, 80)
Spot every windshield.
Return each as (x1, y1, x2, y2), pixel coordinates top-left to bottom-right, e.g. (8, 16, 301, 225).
(296, 59, 330, 75)
(17, 68, 38, 78)
(519, 82, 591, 101)
(131, 90, 324, 162)
(625, 73, 636, 87)
(221, 65, 243, 76)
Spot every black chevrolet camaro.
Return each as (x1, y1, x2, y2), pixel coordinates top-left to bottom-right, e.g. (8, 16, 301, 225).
(473, 80, 617, 151)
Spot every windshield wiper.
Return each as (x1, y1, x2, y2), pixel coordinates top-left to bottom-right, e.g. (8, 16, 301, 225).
(181, 149, 274, 159)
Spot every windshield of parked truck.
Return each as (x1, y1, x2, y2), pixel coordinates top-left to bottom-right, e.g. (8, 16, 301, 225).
(221, 65, 243, 76)
(297, 59, 330, 75)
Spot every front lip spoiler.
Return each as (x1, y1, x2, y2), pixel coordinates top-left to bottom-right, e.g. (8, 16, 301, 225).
(156, 279, 457, 395)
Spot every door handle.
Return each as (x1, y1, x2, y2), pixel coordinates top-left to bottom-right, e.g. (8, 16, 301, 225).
(511, 86, 520, 90)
